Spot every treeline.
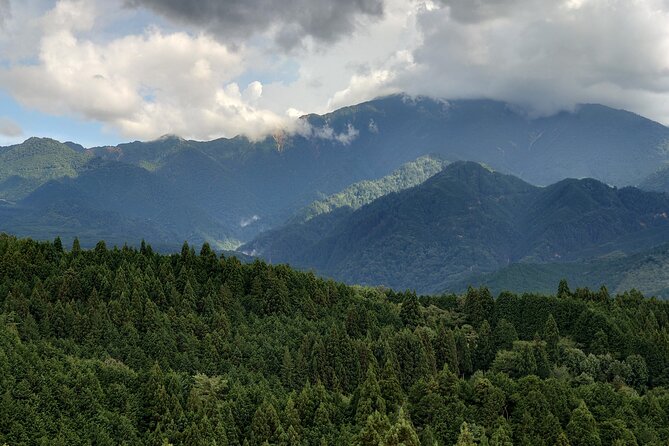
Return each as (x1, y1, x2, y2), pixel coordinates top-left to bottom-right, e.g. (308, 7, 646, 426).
(1, 234, 669, 445)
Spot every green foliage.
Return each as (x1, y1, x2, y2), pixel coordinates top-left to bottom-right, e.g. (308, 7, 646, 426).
(0, 137, 90, 200)
(244, 161, 669, 294)
(293, 155, 449, 223)
(0, 234, 668, 445)
(566, 402, 601, 446)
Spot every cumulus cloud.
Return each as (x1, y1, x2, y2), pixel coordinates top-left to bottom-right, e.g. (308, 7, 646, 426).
(0, 0, 291, 141)
(124, 0, 385, 50)
(331, 0, 669, 123)
(4, 0, 669, 144)
(0, 117, 22, 137)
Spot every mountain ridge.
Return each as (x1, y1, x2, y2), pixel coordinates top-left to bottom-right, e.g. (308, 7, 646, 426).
(242, 161, 669, 293)
(3, 94, 669, 251)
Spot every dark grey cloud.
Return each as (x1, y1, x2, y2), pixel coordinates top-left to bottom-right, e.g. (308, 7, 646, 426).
(125, 0, 384, 50)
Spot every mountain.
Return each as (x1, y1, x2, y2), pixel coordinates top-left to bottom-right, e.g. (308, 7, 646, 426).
(242, 162, 669, 293)
(290, 154, 449, 223)
(639, 165, 669, 193)
(85, 95, 669, 235)
(0, 158, 240, 250)
(3, 94, 669, 248)
(0, 137, 91, 200)
(453, 242, 669, 298)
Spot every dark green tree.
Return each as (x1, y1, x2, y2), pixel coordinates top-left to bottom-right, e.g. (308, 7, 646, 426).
(567, 401, 601, 446)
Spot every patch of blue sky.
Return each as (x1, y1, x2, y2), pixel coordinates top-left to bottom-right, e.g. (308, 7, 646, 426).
(0, 91, 121, 148)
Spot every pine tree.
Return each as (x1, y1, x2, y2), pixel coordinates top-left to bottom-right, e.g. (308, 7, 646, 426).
(281, 347, 295, 389)
(435, 326, 460, 375)
(567, 401, 601, 446)
(494, 319, 518, 351)
(555, 431, 571, 446)
(356, 366, 386, 424)
(53, 236, 63, 253)
(379, 358, 404, 410)
(384, 408, 420, 446)
(71, 237, 81, 256)
(490, 420, 513, 446)
(475, 320, 494, 370)
(456, 422, 477, 446)
(251, 400, 282, 445)
(543, 314, 560, 362)
(557, 279, 571, 299)
(400, 292, 422, 328)
(357, 411, 391, 446)
(456, 330, 473, 376)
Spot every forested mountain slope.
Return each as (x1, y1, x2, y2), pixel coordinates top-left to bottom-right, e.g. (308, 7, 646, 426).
(0, 137, 91, 201)
(1, 234, 669, 445)
(3, 95, 669, 248)
(290, 154, 449, 224)
(454, 242, 669, 298)
(243, 162, 669, 292)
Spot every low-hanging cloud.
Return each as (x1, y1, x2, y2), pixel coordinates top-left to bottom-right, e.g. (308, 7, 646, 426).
(332, 0, 669, 124)
(125, 0, 384, 50)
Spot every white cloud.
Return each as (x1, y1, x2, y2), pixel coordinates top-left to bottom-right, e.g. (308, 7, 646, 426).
(0, 0, 290, 141)
(4, 0, 669, 145)
(0, 0, 10, 29)
(330, 0, 669, 123)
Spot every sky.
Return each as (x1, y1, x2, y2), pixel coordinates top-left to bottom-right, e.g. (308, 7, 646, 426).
(1, 0, 669, 147)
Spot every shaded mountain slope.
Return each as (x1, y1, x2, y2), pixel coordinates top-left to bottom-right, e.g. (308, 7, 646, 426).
(242, 162, 669, 292)
(456, 242, 669, 298)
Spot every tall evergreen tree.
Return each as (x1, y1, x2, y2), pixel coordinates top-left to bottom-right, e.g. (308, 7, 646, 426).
(544, 314, 560, 362)
(456, 422, 477, 446)
(558, 279, 572, 299)
(567, 402, 601, 446)
(400, 292, 422, 328)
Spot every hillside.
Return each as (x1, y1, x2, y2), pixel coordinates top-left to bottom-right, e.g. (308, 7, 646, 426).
(0, 137, 90, 200)
(291, 154, 449, 223)
(242, 162, 669, 292)
(3, 95, 669, 248)
(639, 165, 669, 193)
(1, 234, 669, 445)
(454, 243, 669, 298)
(0, 158, 241, 250)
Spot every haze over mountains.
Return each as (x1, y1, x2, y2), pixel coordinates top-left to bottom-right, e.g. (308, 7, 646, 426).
(3, 94, 669, 294)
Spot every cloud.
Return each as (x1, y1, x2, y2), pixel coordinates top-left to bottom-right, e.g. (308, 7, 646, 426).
(295, 121, 361, 145)
(124, 0, 385, 50)
(240, 215, 260, 227)
(0, 0, 291, 141)
(4, 0, 669, 145)
(330, 0, 669, 124)
(0, 117, 22, 137)
(0, 0, 10, 28)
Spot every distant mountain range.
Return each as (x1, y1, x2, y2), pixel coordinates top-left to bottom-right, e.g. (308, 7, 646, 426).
(3, 94, 669, 294)
(455, 242, 669, 298)
(242, 162, 669, 293)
